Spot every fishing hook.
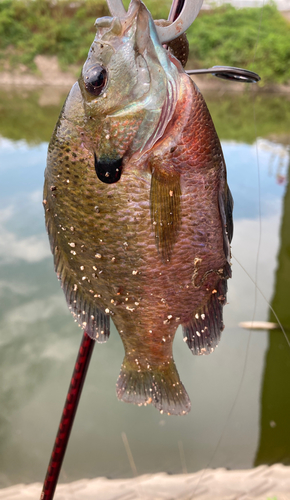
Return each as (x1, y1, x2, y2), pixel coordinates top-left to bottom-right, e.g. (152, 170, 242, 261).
(187, 66, 261, 84)
(106, 0, 204, 43)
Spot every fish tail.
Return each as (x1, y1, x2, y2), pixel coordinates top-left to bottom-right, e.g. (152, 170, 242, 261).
(116, 357, 191, 416)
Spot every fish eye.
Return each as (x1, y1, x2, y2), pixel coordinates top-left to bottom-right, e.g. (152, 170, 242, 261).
(84, 65, 108, 96)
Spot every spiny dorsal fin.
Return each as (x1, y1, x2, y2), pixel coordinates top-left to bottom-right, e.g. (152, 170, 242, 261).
(150, 168, 181, 262)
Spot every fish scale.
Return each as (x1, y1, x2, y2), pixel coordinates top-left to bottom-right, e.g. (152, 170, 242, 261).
(44, 0, 233, 415)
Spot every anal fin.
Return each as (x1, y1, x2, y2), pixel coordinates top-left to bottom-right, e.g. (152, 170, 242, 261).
(183, 278, 228, 355)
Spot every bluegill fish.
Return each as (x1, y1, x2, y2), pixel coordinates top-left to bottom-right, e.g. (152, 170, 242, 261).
(43, 0, 233, 415)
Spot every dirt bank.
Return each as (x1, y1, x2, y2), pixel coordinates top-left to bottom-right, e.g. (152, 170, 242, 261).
(1, 55, 289, 94)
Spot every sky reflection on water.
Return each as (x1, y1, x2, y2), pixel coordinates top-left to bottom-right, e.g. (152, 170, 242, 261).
(0, 94, 289, 488)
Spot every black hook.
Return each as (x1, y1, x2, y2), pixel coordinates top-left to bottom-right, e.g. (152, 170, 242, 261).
(186, 65, 261, 84)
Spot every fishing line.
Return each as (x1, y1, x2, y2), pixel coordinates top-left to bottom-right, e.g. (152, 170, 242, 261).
(233, 254, 290, 350)
(192, 3, 271, 493)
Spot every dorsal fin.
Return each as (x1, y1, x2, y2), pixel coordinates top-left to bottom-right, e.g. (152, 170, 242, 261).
(45, 208, 110, 343)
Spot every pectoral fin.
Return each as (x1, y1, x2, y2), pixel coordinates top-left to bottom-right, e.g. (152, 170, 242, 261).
(150, 169, 181, 262)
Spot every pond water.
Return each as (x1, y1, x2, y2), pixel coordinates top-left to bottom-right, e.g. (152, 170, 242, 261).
(0, 86, 289, 488)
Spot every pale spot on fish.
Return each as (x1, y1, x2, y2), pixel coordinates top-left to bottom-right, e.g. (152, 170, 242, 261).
(201, 313, 205, 320)
(68, 242, 75, 248)
(95, 253, 102, 259)
(132, 270, 138, 275)
(196, 331, 201, 337)
(195, 313, 199, 319)
(105, 134, 110, 140)
(105, 308, 110, 314)
(183, 337, 188, 342)
(80, 266, 84, 270)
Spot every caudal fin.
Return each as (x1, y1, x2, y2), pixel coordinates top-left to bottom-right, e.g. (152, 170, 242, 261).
(116, 357, 191, 415)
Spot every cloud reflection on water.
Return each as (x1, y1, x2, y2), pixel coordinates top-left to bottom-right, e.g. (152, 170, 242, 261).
(0, 133, 288, 485)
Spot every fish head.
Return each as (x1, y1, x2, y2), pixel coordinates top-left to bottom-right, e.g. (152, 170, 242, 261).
(78, 0, 181, 182)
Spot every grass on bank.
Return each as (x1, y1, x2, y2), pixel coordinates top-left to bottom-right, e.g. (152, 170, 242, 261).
(0, 0, 289, 85)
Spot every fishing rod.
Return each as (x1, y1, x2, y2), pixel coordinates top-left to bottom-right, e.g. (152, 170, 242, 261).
(40, 1, 260, 499)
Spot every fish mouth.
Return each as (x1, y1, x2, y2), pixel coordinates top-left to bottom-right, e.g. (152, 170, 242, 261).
(94, 154, 123, 184)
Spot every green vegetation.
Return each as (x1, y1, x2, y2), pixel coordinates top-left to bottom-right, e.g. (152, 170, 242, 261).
(0, 0, 289, 84)
(187, 3, 290, 85)
(0, 0, 108, 70)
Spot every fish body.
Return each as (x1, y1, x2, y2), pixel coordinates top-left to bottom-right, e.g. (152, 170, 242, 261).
(44, 0, 233, 415)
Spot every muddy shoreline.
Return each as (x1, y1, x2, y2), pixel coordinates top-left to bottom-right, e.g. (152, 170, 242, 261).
(1, 55, 289, 94)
